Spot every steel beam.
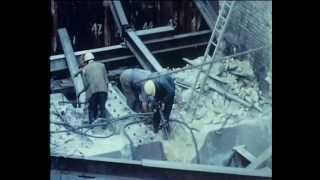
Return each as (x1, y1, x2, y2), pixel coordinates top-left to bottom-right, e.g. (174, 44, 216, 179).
(51, 30, 211, 74)
(109, 0, 163, 72)
(50, 26, 176, 73)
(108, 0, 129, 37)
(125, 29, 163, 72)
(51, 155, 271, 180)
(57, 28, 85, 103)
(135, 25, 175, 41)
(192, 0, 218, 30)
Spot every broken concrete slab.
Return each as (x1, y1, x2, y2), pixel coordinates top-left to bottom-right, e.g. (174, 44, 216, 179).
(133, 141, 166, 161)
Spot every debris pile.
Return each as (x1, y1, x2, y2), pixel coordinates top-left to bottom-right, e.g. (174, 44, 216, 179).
(169, 56, 271, 161)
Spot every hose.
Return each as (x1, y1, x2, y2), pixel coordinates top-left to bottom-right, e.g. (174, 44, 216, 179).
(51, 112, 153, 132)
(169, 119, 200, 164)
(51, 111, 116, 138)
(52, 107, 200, 163)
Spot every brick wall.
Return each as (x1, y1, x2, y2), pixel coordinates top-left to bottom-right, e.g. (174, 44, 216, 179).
(222, 1, 272, 96)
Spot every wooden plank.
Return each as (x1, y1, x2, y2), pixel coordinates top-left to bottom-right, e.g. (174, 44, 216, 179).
(233, 145, 257, 163)
(247, 146, 272, 169)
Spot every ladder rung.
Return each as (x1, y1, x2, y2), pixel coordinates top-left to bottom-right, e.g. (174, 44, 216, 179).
(225, 1, 233, 6)
(215, 25, 222, 31)
(224, 4, 231, 9)
(211, 41, 217, 46)
(223, 8, 230, 15)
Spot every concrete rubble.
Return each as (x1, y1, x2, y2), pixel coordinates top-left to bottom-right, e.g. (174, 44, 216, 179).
(50, 55, 272, 165)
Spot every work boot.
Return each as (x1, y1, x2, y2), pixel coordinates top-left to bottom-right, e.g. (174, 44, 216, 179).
(153, 119, 160, 134)
(101, 111, 111, 130)
(88, 110, 95, 124)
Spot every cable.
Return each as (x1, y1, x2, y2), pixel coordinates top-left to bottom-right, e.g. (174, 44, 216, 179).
(51, 105, 199, 162)
(51, 110, 115, 138)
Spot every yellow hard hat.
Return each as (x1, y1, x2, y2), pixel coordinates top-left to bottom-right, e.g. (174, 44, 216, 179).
(144, 80, 156, 96)
(84, 52, 95, 62)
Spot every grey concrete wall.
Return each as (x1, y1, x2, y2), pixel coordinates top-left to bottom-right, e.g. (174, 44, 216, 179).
(222, 1, 272, 97)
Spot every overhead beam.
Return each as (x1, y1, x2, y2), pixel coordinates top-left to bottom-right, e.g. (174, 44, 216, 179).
(135, 25, 175, 41)
(57, 28, 85, 103)
(51, 40, 209, 93)
(109, 0, 163, 72)
(125, 29, 163, 72)
(50, 25, 176, 61)
(108, 0, 129, 37)
(192, 0, 218, 30)
(51, 30, 211, 74)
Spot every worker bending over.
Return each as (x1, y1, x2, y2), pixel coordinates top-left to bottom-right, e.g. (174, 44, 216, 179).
(120, 68, 175, 133)
(119, 68, 151, 112)
(77, 52, 109, 124)
(143, 74, 175, 134)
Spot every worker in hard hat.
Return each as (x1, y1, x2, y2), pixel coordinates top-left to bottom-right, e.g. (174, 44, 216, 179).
(76, 52, 109, 124)
(119, 68, 152, 112)
(143, 75, 175, 134)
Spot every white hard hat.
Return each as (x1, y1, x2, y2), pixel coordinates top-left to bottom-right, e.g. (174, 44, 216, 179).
(84, 52, 95, 62)
(144, 80, 156, 97)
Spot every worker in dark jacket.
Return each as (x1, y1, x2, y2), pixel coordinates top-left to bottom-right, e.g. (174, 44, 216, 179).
(143, 75, 175, 134)
(119, 68, 151, 112)
(78, 52, 109, 124)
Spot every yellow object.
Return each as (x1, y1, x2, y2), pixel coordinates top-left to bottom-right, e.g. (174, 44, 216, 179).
(84, 52, 95, 62)
(144, 80, 156, 96)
